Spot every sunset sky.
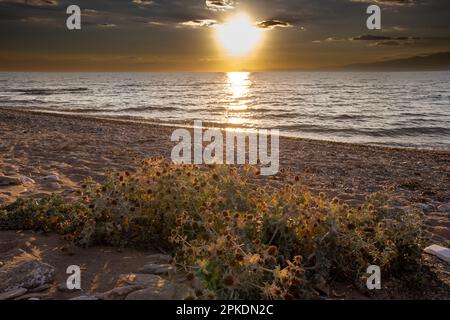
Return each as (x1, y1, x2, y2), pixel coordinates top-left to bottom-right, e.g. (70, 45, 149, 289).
(1, 0, 449, 71)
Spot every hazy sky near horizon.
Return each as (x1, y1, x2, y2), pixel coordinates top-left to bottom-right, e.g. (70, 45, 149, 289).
(0, 0, 449, 71)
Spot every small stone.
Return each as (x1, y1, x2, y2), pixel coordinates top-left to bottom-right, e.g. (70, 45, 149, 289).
(437, 204, 450, 213)
(57, 282, 79, 292)
(42, 175, 60, 182)
(0, 175, 21, 186)
(14, 292, 50, 300)
(116, 274, 162, 288)
(0, 260, 55, 292)
(125, 280, 190, 300)
(424, 244, 450, 263)
(69, 295, 99, 301)
(97, 285, 143, 300)
(0, 288, 28, 300)
(146, 254, 172, 264)
(20, 176, 35, 185)
(138, 264, 174, 276)
(28, 284, 52, 293)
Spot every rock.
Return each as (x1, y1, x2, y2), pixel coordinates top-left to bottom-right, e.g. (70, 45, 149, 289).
(69, 295, 99, 301)
(125, 279, 190, 300)
(138, 264, 174, 276)
(0, 288, 28, 300)
(146, 254, 172, 264)
(20, 176, 35, 185)
(0, 259, 55, 292)
(0, 175, 21, 186)
(0, 261, 4, 268)
(28, 284, 52, 293)
(116, 274, 163, 288)
(57, 281, 81, 292)
(42, 175, 60, 182)
(97, 285, 143, 300)
(14, 292, 50, 300)
(424, 245, 450, 263)
(437, 204, 450, 213)
(47, 182, 61, 190)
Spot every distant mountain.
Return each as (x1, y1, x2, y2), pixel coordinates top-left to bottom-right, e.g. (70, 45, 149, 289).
(340, 51, 450, 71)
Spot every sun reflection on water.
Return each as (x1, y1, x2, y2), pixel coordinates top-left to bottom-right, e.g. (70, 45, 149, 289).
(225, 72, 252, 125)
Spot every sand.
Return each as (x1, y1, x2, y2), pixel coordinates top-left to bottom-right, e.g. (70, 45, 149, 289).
(1, 107, 450, 299)
(1, 108, 449, 242)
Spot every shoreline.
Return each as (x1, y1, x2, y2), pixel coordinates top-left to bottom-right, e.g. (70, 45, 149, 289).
(2, 107, 450, 154)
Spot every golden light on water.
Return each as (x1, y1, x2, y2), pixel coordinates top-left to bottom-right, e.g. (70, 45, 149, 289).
(227, 71, 250, 99)
(225, 71, 252, 125)
(216, 14, 263, 56)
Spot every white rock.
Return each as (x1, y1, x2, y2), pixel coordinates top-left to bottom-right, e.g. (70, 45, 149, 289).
(20, 176, 35, 185)
(424, 245, 450, 263)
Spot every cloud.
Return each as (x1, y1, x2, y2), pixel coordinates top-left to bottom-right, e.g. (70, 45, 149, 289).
(0, 0, 58, 6)
(82, 9, 99, 17)
(205, 0, 234, 11)
(20, 16, 53, 24)
(180, 19, 217, 28)
(97, 23, 117, 28)
(350, 0, 417, 6)
(132, 0, 154, 5)
(256, 19, 293, 29)
(351, 34, 420, 41)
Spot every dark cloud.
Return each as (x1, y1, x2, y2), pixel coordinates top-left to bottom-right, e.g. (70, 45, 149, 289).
(131, 0, 155, 6)
(351, 34, 420, 41)
(205, 0, 234, 11)
(256, 19, 293, 29)
(0, 0, 58, 7)
(180, 19, 217, 28)
(350, 0, 417, 6)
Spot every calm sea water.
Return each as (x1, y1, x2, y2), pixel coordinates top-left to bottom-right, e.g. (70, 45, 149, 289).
(1, 71, 450, 150)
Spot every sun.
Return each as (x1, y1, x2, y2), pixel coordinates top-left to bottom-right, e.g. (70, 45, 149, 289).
(216, 14, 263, 56)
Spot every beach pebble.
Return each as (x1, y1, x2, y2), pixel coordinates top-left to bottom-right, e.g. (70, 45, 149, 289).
(20, 176, 35, 185)
(138, 264, 174, 276)
(46, 182, 61, 190)
(146, 254, 172, 264)
(0, 260, 55, 292)
(42, 174, 60, 182)
(0, 175, 22, 186)
(437, 204, 450, 213)
(14, 292, 50, 300)
(69, 295, 99, 301)
(125, 279, 190, 300)
(424, 245, 450, 263)
(96, 285, 143, 300)
(117, 273, 164, 288)
(0, 288, 28, 300)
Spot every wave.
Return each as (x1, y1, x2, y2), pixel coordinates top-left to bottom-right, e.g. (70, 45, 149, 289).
(8, 88, 90, 95)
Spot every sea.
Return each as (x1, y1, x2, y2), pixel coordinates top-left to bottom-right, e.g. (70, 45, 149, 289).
(1, 71, 449, 150)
